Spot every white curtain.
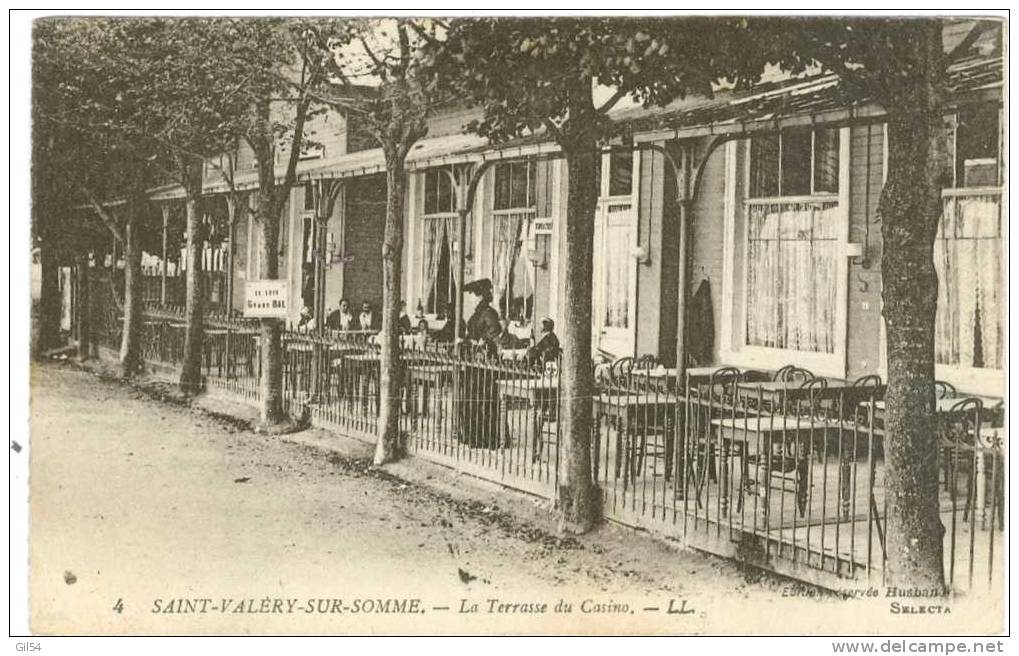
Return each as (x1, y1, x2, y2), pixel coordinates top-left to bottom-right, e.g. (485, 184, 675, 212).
(935, 194, 1002, 369)
(422, 217, 449, 311)
(745, 201, 838, 353)
(602, 204, 632, 329)
(492, 211, 528, 316)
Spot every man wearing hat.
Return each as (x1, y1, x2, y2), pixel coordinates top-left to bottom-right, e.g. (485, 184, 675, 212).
(527, 317, 561, 366)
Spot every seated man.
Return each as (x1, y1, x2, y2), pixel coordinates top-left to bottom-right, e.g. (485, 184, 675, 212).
(358, 301, 377, 331)
(326, 298, 354, 330)
(527, 317, 561, 366)
(296, 305, 314, 332)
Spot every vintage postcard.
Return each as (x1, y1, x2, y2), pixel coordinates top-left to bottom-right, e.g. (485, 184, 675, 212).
(17, 10, 1008, 641)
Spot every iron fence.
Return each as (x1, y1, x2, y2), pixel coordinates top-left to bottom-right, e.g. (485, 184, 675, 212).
(89, 295, 1004, 595)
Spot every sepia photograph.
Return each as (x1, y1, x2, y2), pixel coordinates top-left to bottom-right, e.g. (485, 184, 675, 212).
(13, 8, 1009, 644)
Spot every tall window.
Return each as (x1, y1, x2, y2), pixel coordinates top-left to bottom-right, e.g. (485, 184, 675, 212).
(745, 200, 840, 353)
(601, 203, 633, 330)
(749, 127, 840, 198)
(743, 127, 843, 357)
(421, 167, 467, 315)
(935, 106, 1003, 374)
(493, 161, 535, 210)
(953, 105, 1001, 188)
(492, 161, 537, 322)
(607, 151, 633, 197)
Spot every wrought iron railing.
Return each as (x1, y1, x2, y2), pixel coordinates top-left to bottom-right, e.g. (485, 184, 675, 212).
(89, 289, 1004, 594)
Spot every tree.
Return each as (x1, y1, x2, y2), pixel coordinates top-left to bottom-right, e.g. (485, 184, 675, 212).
(207, 18, 347, 429)
(740, 16, 1001, 590)
(441, 17, 754, 530)
(320, 19, 450, 463)
(32, 19, 159, 374)
(33, 18, 250, 385)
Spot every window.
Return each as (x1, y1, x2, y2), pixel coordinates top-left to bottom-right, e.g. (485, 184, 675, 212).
(424, 167, 456, 215)
(749, 127, 840, 198)
(494, 161, 535, 210)
(930, 107, 1004, 391)
(745, 200, 840, 353)
(607, 151, 633, 197)
(952, 106, 1001, 188)
(601, 204, 633, 329)
(491, 161, 538, 322)
(421, 167, 471, 315)
(935, 190, 1002, 371)
(421, 217, 455, 315)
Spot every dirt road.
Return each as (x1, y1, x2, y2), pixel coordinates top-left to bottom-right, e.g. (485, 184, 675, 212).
(28, 362, 983, 635)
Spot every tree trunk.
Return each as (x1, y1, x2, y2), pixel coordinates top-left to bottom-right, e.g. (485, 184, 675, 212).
(37, 242, 63, 356)
(75, 252, 90, 361)
(374, 148, 407, 465)
(179, 163, 206, 394)
(119, 210, 144, 377)
(257, 188, 287, 426)
(557, 140, 601, 531)
(878, 25, 947, 591)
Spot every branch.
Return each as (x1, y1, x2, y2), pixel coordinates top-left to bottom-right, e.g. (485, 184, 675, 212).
(306, 89, 370, 115)
(397, 22, 412, 75)
(359, 35, 385, 75)
(407, 20, 439, 47)
(947, 20, 996, 61)
(80, 185, 124, 242)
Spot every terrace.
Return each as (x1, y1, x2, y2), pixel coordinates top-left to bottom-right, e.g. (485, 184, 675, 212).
(88, 292, 1004, 595)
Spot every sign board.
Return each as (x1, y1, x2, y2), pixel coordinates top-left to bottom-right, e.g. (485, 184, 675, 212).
(243, 280, 290, 318)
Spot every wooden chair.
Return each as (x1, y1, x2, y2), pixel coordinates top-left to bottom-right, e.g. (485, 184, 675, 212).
(610, 356, 635, 384)
(939, 397, 1001, 526)
(935, 380, 957, 400)
(780, 366, 815, 385)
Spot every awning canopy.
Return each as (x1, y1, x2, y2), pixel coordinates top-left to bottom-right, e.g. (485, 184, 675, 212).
(145, 53, 1001, 203)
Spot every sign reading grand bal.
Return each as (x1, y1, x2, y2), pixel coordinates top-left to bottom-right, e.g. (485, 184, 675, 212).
(244, 280, 290, 318)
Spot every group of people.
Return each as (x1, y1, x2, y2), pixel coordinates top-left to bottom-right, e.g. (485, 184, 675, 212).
(299, 278, 562, 451)
(296, 285, 560, 367)
(295, 298, 379, 333)
(454, 278, 562, 449)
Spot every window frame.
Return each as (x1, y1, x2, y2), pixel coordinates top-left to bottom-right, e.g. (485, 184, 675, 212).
(592, 149, 640, 358)
(419, 166, 462, 317)
(720, 128, 851, 379)
(933, 105, 1004, 394)
(748, 127, 842, 200)
(877, 112, 1005, 395)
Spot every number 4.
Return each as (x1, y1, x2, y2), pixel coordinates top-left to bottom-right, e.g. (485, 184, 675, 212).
(113, 598, 124, 614)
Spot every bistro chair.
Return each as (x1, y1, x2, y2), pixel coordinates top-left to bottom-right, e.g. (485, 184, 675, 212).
(610, 356, 635, 384)
(778, 366, 815, 385)
(636, 353, 659, 370)
(935, 380, 957, 400)
(772, 364, 796, 381)
(937, 397, 1002, 526)
(689, 366, 743, 504)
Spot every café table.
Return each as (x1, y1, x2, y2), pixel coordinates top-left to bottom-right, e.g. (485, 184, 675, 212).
(593, 391, 681, 487)
(875, 396, 1003, 524)
(710, 414, 851, 517)
(497, 377, 559, 460)
(406, 363, 458, 426)
(499, 347, 529, 362)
